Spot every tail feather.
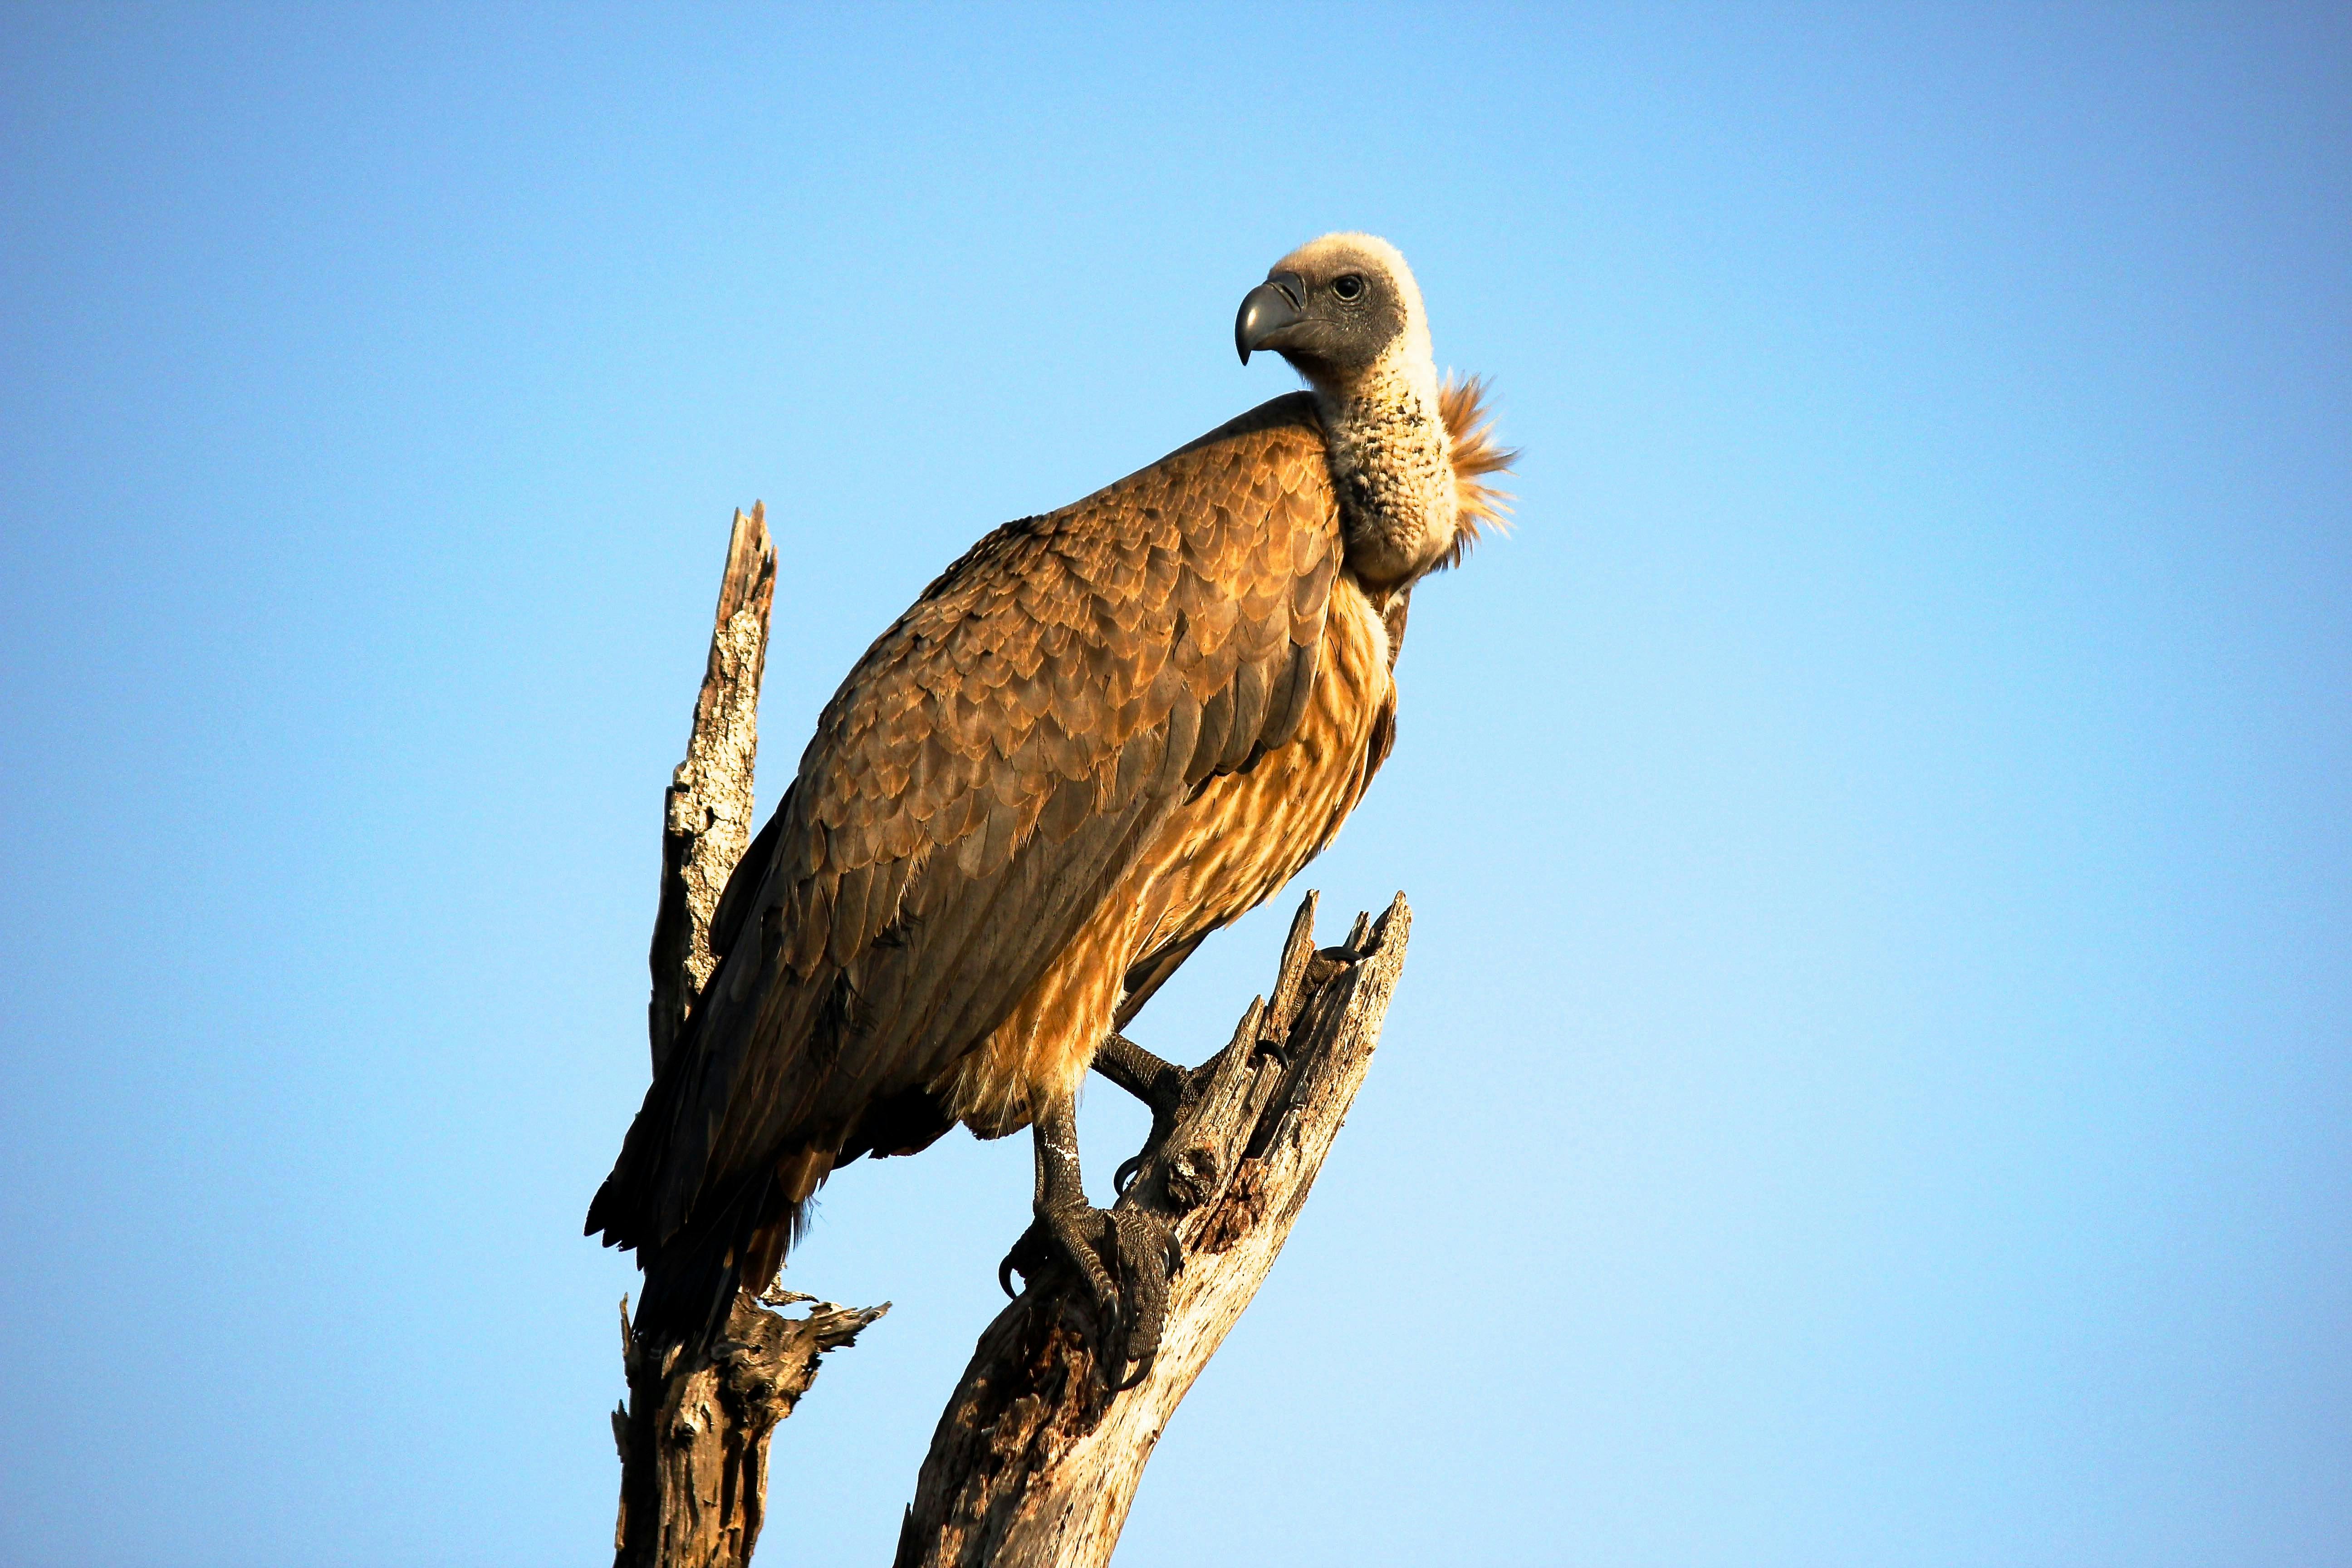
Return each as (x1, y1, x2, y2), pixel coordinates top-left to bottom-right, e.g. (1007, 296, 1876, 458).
(626, 1177, 799, 1352)
(610, 1145, 836, 1354)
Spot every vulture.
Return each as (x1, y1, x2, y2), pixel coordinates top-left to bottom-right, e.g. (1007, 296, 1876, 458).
(589, 233, 1512, 1369)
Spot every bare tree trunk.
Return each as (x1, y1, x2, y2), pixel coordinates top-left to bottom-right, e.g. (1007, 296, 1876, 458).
(613, 503, 888, 1568)
(895, 890, 1414, 1568)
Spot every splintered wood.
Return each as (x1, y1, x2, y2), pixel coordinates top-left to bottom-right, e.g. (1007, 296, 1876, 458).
(896, 891, 1413, 1568)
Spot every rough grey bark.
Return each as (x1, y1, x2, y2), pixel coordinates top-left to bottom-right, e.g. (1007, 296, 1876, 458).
(894, 890, 1414, 1568)
(614, 502, 887, 1568)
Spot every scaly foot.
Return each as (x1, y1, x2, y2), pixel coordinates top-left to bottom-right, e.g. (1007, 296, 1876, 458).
(1001, 1098, 1184, 1385)
(998, 1197, 1180, 1382)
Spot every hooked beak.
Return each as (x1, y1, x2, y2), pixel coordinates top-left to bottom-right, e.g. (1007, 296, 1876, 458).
(1235, 270, 1308, 363)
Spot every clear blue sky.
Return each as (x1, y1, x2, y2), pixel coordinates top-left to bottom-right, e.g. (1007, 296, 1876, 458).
(3, 5, 2345, 1564)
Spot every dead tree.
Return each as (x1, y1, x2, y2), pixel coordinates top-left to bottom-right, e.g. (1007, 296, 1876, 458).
(609, 509, 1411, 1568)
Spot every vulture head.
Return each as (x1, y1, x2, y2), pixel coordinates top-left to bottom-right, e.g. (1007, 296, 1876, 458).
(1239, 233, 1510, 589)
(1234, 232, 1433, 393)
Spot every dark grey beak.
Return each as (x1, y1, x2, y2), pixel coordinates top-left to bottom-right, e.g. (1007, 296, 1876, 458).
(1235, 271, 1308, 363)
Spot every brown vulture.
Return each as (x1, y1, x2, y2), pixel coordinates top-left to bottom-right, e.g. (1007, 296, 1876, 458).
(588, 233, 1511, 1368)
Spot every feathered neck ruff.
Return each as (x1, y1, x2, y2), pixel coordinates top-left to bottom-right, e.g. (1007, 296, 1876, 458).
(1433, 375, 1517, 571)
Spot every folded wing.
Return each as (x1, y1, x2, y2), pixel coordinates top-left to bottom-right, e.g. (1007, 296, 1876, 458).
(588, 393, 1343, 1263)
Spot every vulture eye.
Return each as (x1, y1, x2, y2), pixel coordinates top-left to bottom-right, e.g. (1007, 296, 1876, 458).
(1331, 274, 1367, 302)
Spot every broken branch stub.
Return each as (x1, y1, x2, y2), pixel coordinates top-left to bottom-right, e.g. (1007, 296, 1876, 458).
(614, 1290, 890, 1568)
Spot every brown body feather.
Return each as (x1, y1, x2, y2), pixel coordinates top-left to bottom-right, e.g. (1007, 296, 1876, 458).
(934, 567, 1395, 1137)
(591, 381, 1505, 1342)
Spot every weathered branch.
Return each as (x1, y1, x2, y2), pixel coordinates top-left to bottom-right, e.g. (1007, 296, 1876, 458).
(615, 502, 886, 1568)
(649, 503, 776, 1078)
(896, 890, 1414, 1568)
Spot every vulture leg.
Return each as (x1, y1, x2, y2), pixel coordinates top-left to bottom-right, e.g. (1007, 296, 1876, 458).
(998, 1096, 1181, 1384)
(1095, 1032, 1208, 1195)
